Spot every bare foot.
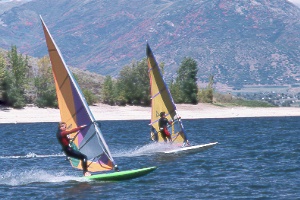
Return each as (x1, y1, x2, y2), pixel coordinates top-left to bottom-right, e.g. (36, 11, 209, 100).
(84, 172, 91, 176)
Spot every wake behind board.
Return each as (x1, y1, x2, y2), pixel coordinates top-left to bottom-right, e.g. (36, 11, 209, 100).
(164, 142, 218, 154)
(86, 166, 157, 181)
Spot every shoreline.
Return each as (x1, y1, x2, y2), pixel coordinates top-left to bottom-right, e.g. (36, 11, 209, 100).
(1, 103, 300, 124)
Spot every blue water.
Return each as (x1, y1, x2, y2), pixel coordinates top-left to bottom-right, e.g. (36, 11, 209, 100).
(0, 117, 299, 199)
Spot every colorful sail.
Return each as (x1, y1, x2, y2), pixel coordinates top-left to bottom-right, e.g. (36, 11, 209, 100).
(40, 16, 116, 173)
(146, 43, 188, 145)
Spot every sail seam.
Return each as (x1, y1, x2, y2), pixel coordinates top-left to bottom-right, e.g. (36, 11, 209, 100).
(152, 87, 167, 99)
(57, 75, 69, 91)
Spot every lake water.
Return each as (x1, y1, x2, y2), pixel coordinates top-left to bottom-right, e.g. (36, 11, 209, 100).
(0, 117, 299, 199)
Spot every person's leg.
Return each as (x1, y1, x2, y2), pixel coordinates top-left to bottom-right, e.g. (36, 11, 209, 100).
(167, 135, 172, 142)
(65, 148, 89, 175)
(164, 128, 172, 142)
(161, 131, 167, 142)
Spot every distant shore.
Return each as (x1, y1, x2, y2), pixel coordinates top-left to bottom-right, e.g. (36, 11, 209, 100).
(1, 103, 300, 124)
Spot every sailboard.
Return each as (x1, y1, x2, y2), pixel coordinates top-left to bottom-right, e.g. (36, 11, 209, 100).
(40, 16, 156, 181)
(163, 142, 218, 154)
(146, 42, 218, 154)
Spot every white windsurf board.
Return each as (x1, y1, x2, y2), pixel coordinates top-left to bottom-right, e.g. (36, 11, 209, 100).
(164, 142, 218, 154)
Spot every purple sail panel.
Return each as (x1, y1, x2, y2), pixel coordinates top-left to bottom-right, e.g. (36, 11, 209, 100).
(71, 81, 91, 144)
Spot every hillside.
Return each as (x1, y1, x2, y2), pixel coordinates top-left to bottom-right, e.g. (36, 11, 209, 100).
(0, 48, 105, 100)
(0, 0, 32, 15)
(0, 0, 300, 90)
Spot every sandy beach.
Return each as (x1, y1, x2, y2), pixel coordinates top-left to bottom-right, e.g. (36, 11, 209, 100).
(1, 103, 300, 124)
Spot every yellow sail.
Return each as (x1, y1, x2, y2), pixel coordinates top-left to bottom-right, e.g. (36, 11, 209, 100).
(146, 43, 188, 144)
(40, 16, 115, 172)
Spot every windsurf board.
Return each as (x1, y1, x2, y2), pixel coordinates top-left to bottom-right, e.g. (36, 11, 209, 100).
(86, 166, 157, 181)
(164, 142, 218, 154)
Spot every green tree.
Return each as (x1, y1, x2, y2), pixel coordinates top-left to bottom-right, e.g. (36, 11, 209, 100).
(113, 80, 127, 106)
(2, 46, 29, 108)
(72, 73, 97, 105)
(82, 88, 96, 105)
(115, 59, 150, 105)
(0, 53, 6, 100)
(198, 75, 214, 103)
(34, 56, 57, 108)
(102, 75, 115, 105)
(171, 57, 198, 104)
(134, 58, 151, 105)
(169, 80, 182, 102)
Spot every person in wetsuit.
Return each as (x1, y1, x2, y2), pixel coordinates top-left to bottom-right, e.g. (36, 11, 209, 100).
(56, 122, 91, 176)
(158, 112, 173, 143)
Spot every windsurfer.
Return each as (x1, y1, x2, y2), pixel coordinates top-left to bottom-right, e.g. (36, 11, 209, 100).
(158, 112, 173, 143)
(56, 122, 91, 176)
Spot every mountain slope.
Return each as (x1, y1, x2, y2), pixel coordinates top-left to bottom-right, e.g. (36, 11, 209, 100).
(0, 0, 300, 89)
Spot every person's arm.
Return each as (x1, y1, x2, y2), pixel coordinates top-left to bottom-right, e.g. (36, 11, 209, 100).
(169, 116, 181, 124)
(61, 125, 87, 137)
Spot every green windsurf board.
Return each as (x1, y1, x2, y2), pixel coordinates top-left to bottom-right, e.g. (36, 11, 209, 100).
(86, 166, 157, 181)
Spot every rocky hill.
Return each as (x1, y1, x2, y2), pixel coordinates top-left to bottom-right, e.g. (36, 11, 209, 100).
(0, 0, 300, 90)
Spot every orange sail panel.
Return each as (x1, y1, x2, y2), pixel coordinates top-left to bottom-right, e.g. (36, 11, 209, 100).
(41, 16, 114, 173)
(146, 43, 188, 144)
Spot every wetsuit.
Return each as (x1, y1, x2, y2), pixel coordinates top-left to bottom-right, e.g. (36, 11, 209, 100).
(158, 117, 172, 142)
(56, 127, 88, 173)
